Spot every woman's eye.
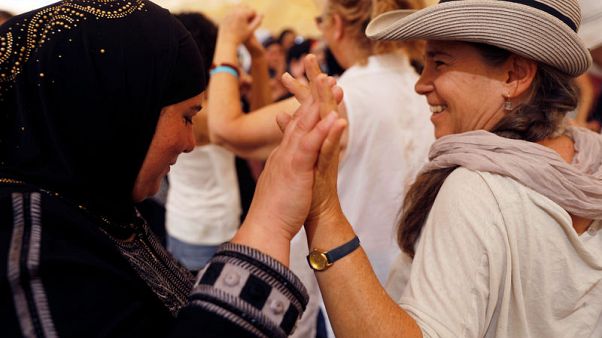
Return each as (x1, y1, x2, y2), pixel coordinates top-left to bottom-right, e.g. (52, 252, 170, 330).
(434, 60, 445, 67)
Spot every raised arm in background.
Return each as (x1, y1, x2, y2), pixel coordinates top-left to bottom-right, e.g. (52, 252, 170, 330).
(208, 6, 300, 159)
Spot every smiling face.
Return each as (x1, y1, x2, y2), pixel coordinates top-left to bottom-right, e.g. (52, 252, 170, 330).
(132, 93, 203, 202)
(415, 41, 512, 139)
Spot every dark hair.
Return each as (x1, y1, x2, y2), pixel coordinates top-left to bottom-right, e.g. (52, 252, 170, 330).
(174, 12, 217, 78)
(324, 47, 346, 76)
(263, 37, 281, 49)
(397, 42, 579, 257)
(286, 39, 313, 64)
(278, 29, 295, 43)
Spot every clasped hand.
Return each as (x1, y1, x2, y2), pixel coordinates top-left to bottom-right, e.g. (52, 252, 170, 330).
(236, 55, 346, 264)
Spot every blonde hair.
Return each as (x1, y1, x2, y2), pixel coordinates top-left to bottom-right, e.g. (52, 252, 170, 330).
(327, 0, 426, 64)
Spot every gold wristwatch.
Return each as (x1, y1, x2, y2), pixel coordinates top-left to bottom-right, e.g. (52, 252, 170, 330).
(307, 236, 360, 271)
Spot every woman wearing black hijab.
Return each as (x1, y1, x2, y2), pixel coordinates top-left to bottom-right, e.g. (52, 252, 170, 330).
(0, 1, 347, 337)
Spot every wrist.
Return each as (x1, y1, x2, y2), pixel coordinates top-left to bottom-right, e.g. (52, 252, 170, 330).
(305, 203, 354, 248)
(217, 31, 242, 47)
(231, 215, 295, 266)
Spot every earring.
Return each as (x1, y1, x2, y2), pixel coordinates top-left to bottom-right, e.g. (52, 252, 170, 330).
(503, 94, 513, 112)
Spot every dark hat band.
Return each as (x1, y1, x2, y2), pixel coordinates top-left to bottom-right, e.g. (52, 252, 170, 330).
(439, 0, 578, 32)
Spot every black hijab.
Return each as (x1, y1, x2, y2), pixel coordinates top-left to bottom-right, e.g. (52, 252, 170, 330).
(0, 0, 205, 223)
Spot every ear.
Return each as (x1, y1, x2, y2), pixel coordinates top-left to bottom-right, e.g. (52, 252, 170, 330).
(504, 55, 538, 98)
(331, 13, 345, 40)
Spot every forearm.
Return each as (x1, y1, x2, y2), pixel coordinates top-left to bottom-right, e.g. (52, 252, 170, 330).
(207, 33, 245, 146)
(248, 53, 272, 110)
(306, 210, 422, 338)
(211, 96, 299, 160)
(208, 35, 290, 159)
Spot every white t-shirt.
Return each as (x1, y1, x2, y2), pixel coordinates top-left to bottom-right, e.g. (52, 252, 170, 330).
(387, 167, 602, 338)
(289, 52, 434, 338)
(166, 145, 241, 245)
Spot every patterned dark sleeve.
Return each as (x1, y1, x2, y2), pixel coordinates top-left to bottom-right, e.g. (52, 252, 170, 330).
(172, 243, 309, 338)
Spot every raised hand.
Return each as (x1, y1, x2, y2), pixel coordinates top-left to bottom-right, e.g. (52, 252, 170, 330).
(231, 60, 346, 264)
(218, 5, 262, 47)
(278, 54, 344, 131)
(281, 55, 348, 236)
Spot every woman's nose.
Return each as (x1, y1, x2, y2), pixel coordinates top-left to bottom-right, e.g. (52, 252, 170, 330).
(414, 69, 434, 96)
(183, 129, 195, 153)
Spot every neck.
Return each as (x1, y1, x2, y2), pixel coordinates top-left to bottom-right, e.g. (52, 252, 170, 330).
(333, 38, 371, 69)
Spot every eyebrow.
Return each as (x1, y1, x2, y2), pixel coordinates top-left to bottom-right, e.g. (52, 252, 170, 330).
(425, 50, 453, 58)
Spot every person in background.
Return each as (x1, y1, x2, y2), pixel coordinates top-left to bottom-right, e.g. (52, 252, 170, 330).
(164, 12, 243, 272)
(573, 0, 602, 131)
(263, 36, 289, 101)
(287, 39, 314, 81)
(278, 28, 297, 53)
(0, 1, 344, 336)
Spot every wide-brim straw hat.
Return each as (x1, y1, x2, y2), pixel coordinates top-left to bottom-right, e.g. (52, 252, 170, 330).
(366, 0, 592, 76)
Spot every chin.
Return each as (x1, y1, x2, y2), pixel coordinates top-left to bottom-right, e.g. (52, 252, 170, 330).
(434, 130, 450, 139)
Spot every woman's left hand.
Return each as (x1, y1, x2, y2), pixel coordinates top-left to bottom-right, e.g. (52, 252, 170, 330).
(231, 60, 346, 265)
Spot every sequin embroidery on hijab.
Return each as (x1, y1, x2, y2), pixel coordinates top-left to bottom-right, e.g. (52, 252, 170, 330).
(0, 0, 206, 227)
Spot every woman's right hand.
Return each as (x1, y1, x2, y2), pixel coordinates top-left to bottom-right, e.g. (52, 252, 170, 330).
(218, 5, 262, 47)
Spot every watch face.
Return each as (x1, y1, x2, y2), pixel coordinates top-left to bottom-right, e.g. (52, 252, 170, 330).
(308, 251, 330, 271)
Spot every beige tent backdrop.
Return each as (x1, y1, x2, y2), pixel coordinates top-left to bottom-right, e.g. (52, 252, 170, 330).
(3, 0, 438, 37)
(154, 0, 323, 37)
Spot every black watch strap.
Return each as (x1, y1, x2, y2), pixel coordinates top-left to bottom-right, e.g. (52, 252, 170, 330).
(307, 236, 361, 271)
(325, 236, 361, 263)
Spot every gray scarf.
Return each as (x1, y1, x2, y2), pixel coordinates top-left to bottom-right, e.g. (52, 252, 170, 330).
(421, 126, 602, 219)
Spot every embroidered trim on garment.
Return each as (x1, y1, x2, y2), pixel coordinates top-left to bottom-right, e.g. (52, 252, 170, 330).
(209, 254, 306, 318)
(190, 243, 309, 337)
(106, 222, 194, 317)
(8, 192, 58, 338)
(2, 178, 193, 317)
(189, 299, 269, 338)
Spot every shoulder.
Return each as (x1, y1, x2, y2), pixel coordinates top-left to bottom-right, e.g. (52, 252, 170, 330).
(426, 168, 509, 239)
(438, 167, 524, 205)
(437, 167, 499, 206)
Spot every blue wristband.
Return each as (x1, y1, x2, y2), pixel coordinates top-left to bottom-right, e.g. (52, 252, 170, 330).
(210, 65, 239, 78)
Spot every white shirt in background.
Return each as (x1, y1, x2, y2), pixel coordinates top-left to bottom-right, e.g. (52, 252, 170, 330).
(166, 145, 241, 245)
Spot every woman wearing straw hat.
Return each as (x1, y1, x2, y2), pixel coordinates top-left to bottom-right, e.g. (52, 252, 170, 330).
(268, 0, 602, 337)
